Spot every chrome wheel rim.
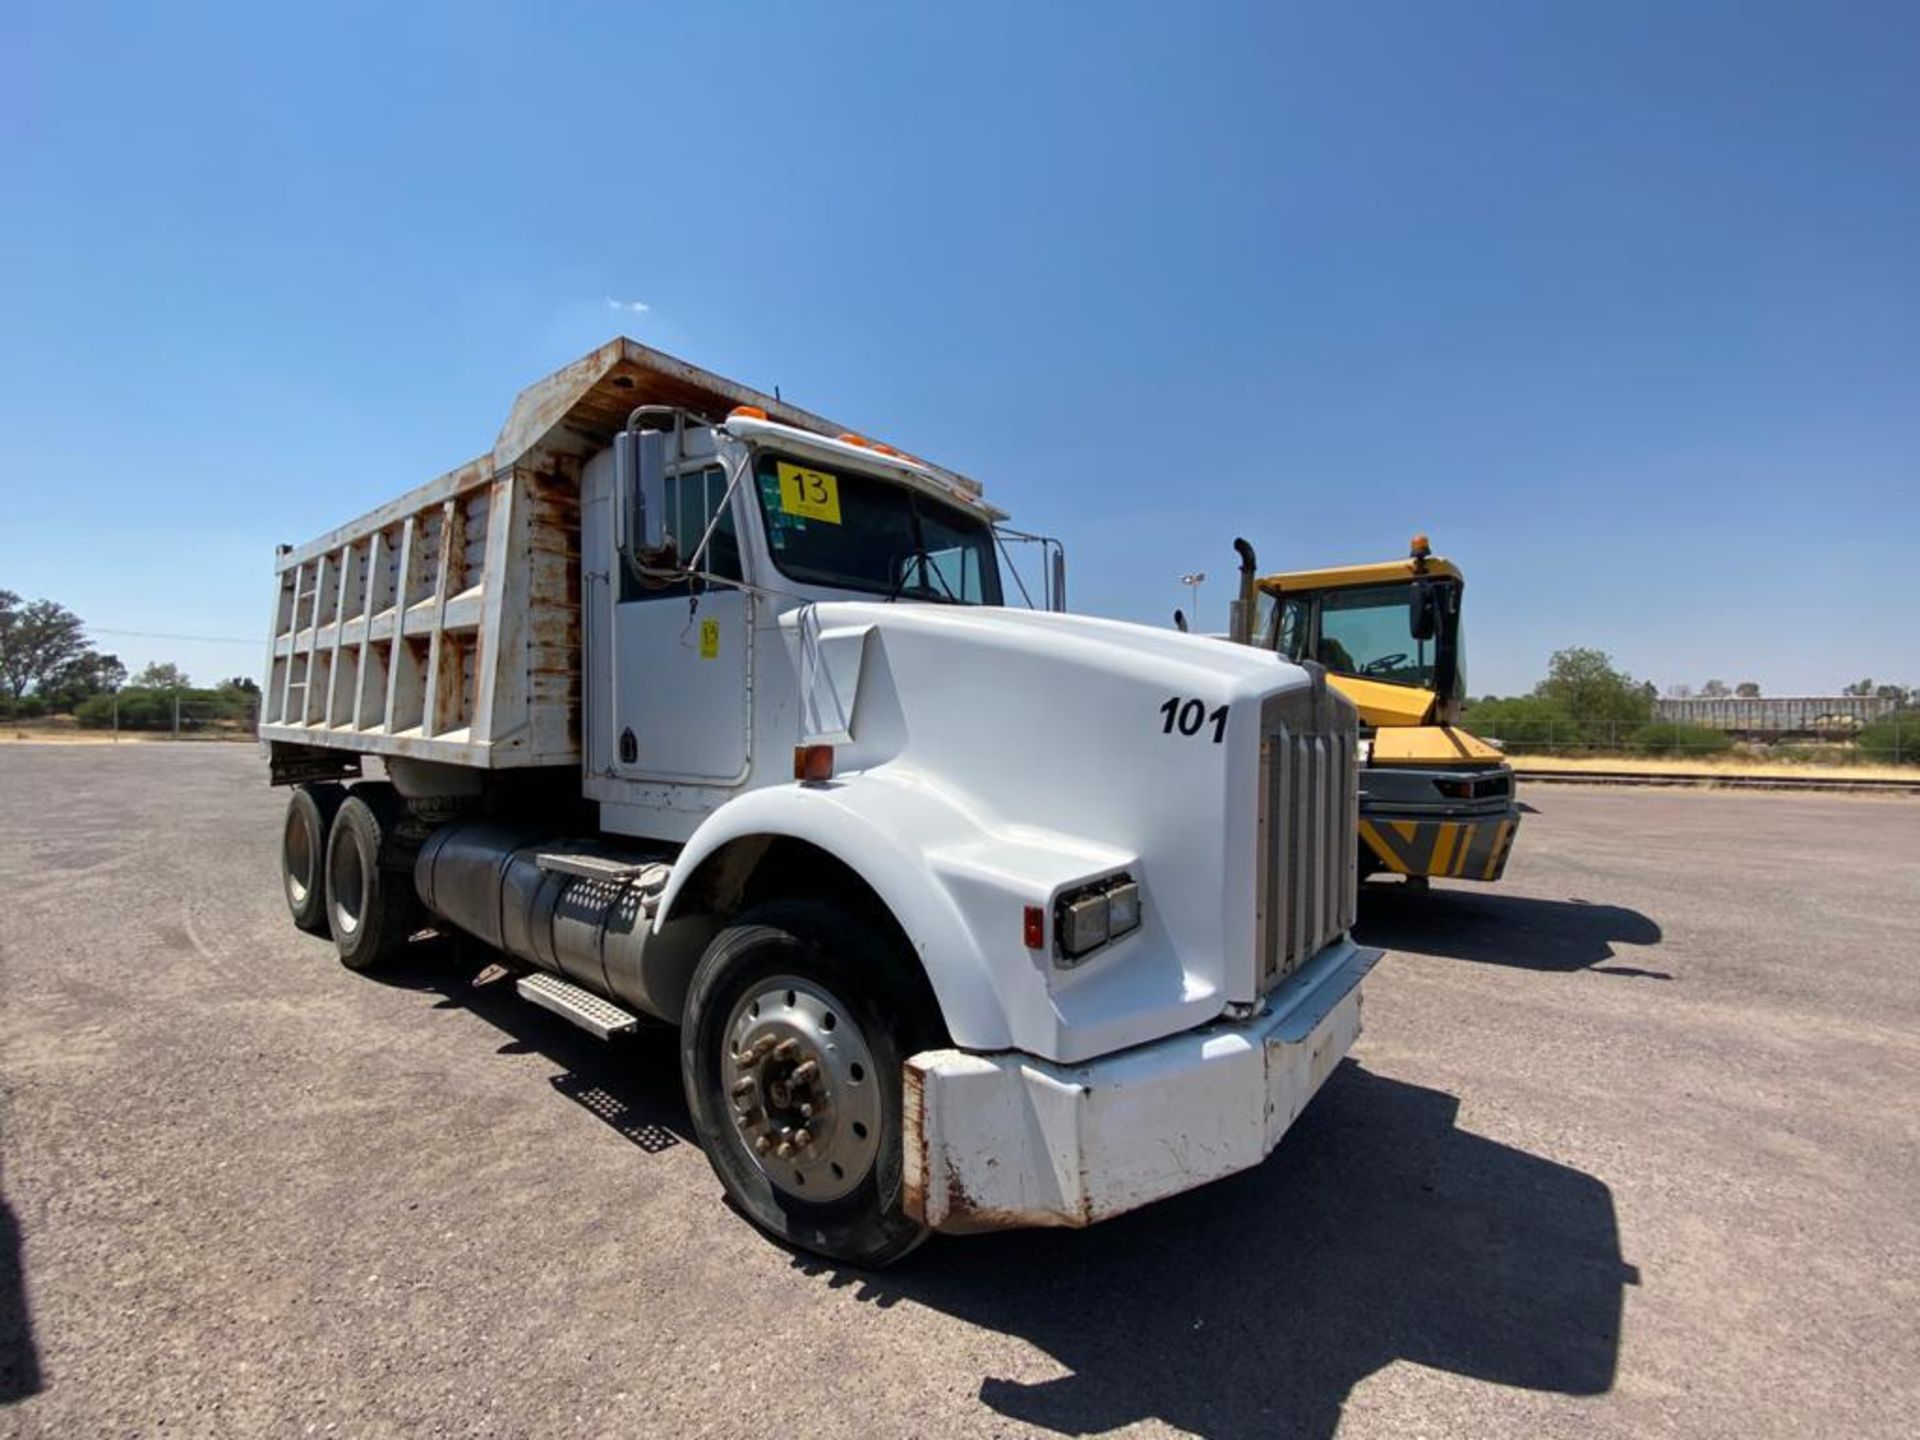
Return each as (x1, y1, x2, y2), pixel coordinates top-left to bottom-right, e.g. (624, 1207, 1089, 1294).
(722, 976, 880, 1203)
(284, 807, 315, 908)
(328, 830, 365, 938)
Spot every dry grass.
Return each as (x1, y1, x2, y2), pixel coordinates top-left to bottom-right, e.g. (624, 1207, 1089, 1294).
(1510, 753, 1918, 783)
(3, 716, 249, 745)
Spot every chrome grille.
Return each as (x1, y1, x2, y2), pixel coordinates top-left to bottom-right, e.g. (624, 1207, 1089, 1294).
(1256, 701, 1359, 990)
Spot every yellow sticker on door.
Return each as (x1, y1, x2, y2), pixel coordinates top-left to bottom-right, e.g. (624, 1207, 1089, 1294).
(699, 618, 720, 660)
(776, 461, 842, 524)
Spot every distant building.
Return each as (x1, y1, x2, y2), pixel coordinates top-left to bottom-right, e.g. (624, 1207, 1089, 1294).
(1653, 695, 1895, 737)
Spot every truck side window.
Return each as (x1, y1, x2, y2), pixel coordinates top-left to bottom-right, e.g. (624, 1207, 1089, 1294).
(621, 465, 742, 601)
(1276, 597, 1311, 661)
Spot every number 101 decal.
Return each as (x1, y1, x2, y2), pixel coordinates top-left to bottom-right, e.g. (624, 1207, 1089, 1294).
(1159, 696, 1229, 743)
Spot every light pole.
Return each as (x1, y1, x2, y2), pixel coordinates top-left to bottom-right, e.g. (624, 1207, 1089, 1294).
(1179, 572, 1206, 632)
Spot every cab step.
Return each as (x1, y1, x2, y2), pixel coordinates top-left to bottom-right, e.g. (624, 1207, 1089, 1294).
(536, 851, 671, 889)
(516, 971, 641, 1040)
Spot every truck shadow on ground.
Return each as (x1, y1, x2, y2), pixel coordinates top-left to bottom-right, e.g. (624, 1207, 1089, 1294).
(374, 937, 695, 1153)
(1356, 887, 1666, 975)
(0, 1188, 40, 1406)
(803, 1061, 1636, 1440)
(367, 941, 1634, 1440)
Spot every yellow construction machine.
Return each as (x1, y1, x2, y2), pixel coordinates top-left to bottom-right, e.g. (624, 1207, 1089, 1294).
(1222, 535, 1520, 888)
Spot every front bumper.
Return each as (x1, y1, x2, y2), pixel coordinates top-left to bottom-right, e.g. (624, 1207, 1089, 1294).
(901, 936, 1380, 1232)
(1357, 808, 1519, 881)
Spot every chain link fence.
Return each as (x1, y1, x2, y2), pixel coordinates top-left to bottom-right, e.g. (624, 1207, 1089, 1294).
(92, 691, 261, 741)
(1471, 711, 1917, 766)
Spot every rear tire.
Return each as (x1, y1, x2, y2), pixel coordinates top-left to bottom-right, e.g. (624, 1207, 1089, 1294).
(681, 900, 939, 1269)
(283, 783, 344, 934)
(325, 787, 425, 972)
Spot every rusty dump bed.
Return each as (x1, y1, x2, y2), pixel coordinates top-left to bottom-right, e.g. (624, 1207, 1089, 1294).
(259, 338, 882, 769)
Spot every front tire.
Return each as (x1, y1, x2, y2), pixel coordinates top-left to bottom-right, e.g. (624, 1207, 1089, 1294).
(324, 787, 424, 972)
(681, 900, 938, 1268)
(283, 782, 344, 934)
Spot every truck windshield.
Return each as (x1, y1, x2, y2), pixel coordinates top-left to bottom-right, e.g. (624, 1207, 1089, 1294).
(1292, 583, 1440, 688)
(751, 453, 1003, 605)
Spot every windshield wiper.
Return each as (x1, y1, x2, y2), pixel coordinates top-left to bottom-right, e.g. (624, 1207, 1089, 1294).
(884, 498, 963, 604)
(884, 549, 960, 604)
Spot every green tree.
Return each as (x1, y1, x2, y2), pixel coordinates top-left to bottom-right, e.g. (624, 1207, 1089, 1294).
(1635, 721, 1734, 758)
(1858, 709, 1920, 766)
(1460, 695, 1574, 750)
(132, 661, 190, 689)
(0, 590, 91, 701)
(39, 650, 125, 711)
(1533, 647, 1653, 744)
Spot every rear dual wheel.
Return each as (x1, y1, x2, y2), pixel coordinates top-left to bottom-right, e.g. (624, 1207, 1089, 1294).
(324, 785, 425, 972)
(279, 781, 422, 970)
(282, 782, 344, 934)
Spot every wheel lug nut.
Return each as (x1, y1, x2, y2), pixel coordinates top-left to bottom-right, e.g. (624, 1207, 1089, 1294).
(793, 1128, 812, 1148)
(799, 1102, 815, 1118)
(775, 1140, 795, 1158)
(774, 1038, 801, 1061)
(730, 1076, 756, 1098)
(790, 1060, 819, 1085)
(753, 1135, 770, 1154)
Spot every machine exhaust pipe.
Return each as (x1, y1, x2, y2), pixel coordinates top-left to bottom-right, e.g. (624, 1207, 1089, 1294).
(1229, 538, 1258, 645)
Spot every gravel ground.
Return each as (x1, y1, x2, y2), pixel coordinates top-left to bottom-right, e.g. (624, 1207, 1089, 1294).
(2, 744, 1917, 1439)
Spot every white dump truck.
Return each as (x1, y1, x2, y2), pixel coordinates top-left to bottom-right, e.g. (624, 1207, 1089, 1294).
(260, 339, 1378, 1265)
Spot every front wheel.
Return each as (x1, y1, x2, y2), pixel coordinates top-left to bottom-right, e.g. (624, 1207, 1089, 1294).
(681, 901, 938, 1268)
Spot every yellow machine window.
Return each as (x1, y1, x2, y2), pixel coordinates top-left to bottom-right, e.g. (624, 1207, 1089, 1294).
(1318, 584, 1436, 686)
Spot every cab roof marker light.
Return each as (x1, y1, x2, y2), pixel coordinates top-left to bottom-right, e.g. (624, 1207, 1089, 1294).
(729, 404, 768, 421)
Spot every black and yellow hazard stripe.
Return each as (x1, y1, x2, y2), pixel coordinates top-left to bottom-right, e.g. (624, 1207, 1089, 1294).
(1359, 815, 1516, 881)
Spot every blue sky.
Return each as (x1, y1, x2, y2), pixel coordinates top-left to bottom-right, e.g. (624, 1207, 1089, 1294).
(3, 1, 1914, 696)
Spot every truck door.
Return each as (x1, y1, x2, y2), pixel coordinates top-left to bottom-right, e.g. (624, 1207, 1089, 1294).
(612, 464, 752, 784)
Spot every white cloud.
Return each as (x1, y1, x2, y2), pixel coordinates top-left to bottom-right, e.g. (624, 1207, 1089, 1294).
(605, 296, 651, 314)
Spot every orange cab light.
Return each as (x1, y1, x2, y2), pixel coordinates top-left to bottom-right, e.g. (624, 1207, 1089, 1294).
(869, 442, 900, 457)
(836, 431, 873, 448)
(729, 405, 769, 421)
(793, 744, 835, 783)
(1410, 533, 1431, 558)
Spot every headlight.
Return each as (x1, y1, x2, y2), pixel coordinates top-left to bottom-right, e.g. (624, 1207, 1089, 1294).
(1055, 873, 1142, 965)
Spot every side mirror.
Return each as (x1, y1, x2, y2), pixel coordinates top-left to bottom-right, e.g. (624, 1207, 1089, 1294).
(614, 429, 672, 560)
(1409, 579, 1439, 641)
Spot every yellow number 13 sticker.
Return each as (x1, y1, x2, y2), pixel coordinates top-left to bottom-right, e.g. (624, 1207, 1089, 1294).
(776, 462, 842, 525)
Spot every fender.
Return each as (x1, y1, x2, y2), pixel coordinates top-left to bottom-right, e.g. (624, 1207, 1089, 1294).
(655, 767, 1135, 1058)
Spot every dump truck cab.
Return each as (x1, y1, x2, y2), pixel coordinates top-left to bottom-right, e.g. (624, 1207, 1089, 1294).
(1250, 536, 1519, 885)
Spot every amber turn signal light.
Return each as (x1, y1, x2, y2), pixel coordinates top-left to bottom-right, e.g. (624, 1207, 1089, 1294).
(793, 744, 835, 783)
